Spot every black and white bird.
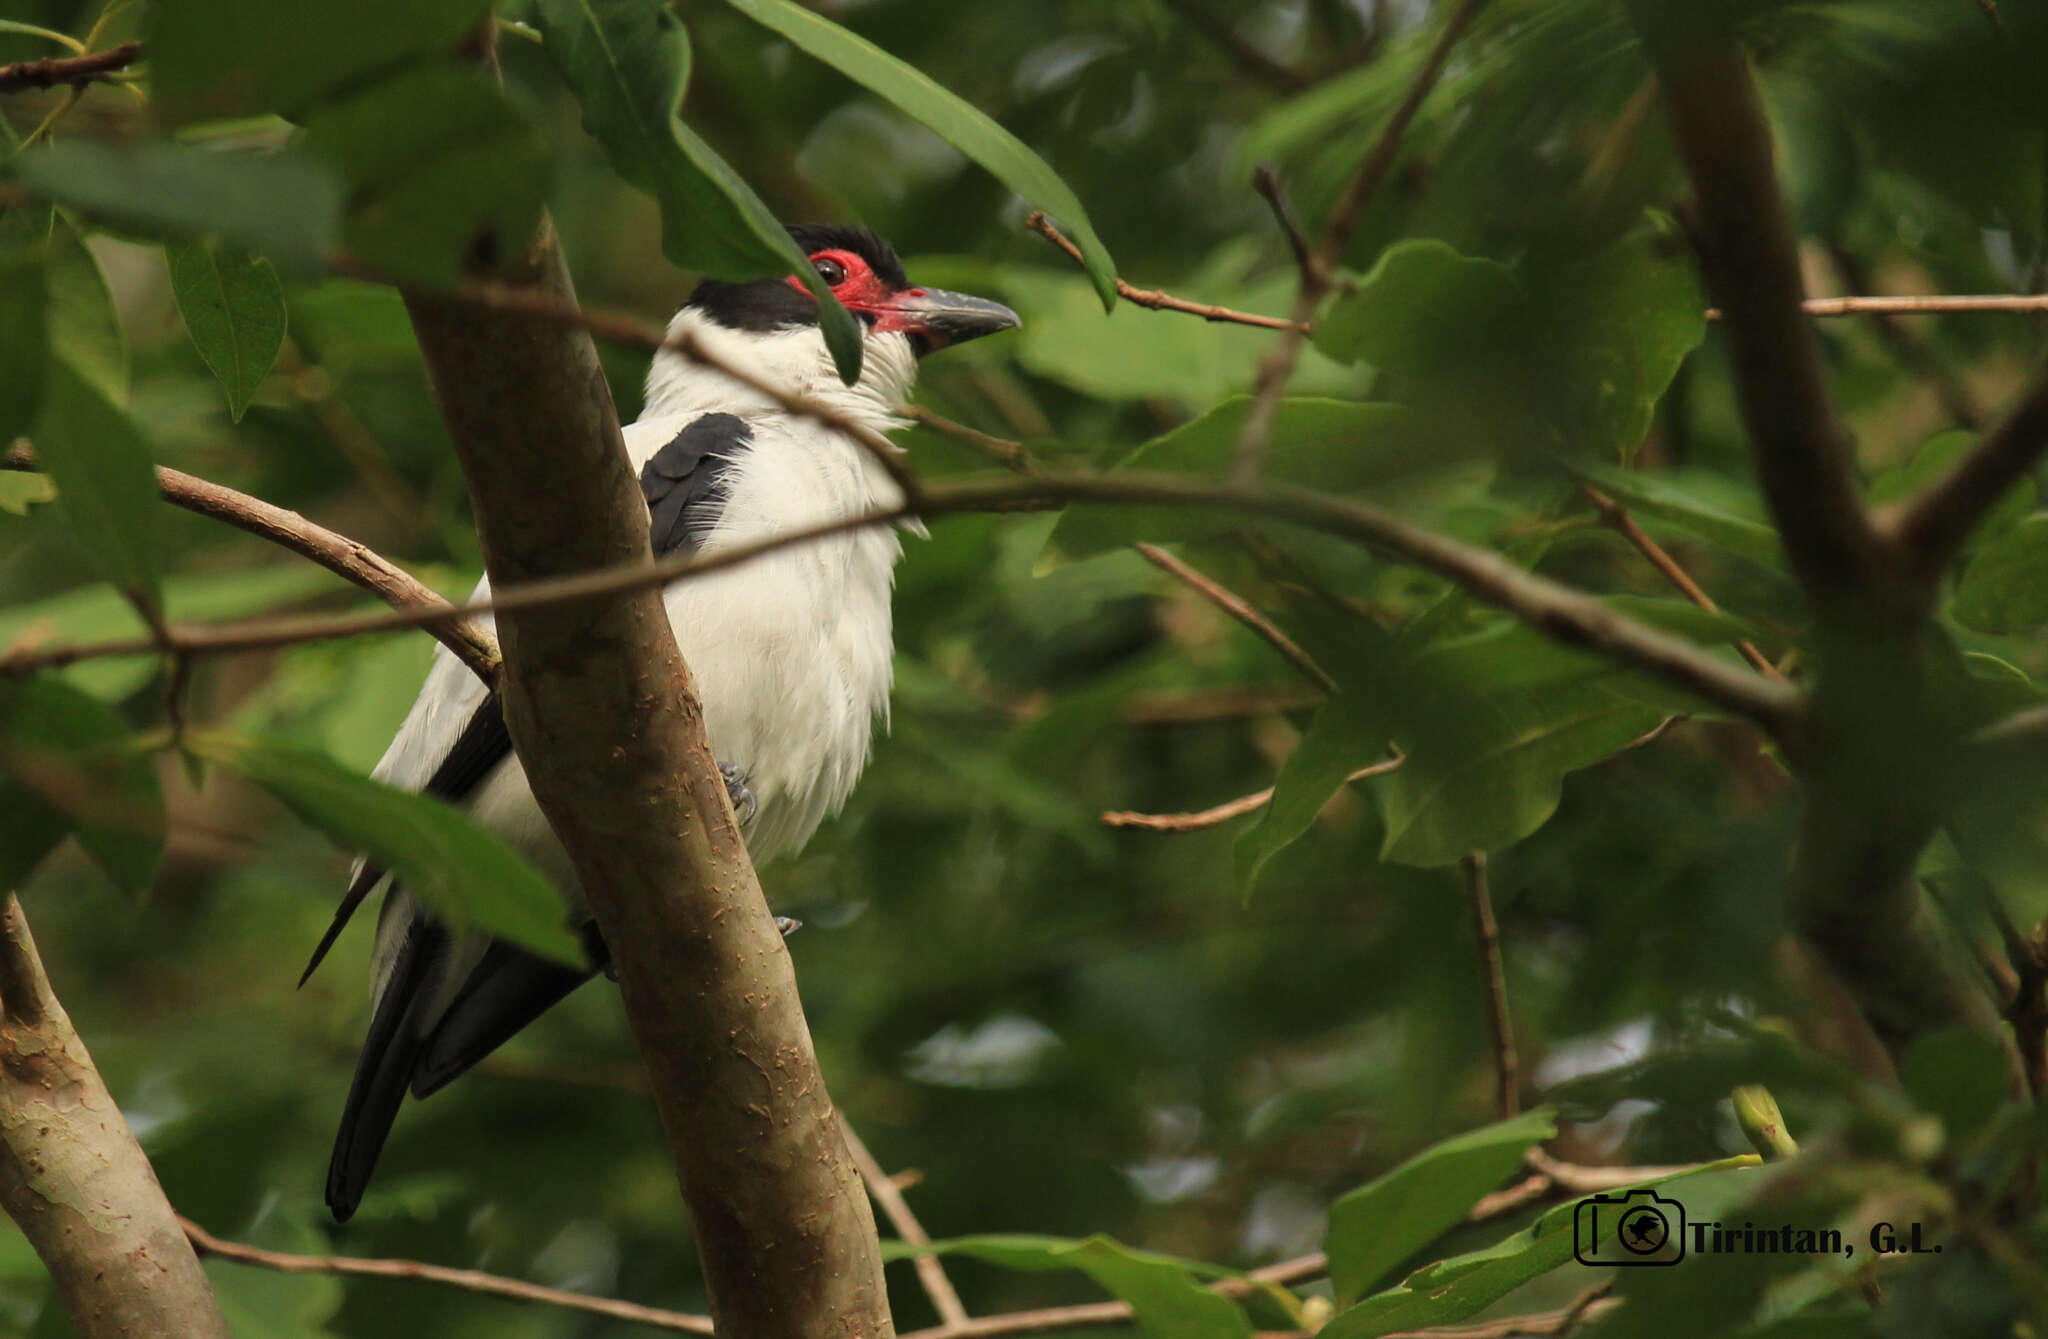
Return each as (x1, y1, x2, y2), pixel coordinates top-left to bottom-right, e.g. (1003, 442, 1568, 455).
(309, 225, 1020, 1221)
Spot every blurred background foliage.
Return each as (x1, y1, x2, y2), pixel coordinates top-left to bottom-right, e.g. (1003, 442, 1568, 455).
(1, 0, 2047, 1335)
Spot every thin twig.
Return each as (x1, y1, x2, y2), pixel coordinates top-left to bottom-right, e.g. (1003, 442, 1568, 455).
(1135, 542, 1337, 692)
(1102, 757, 1402, 831)
(901, 404, 1042, 475)
(1252, 166, 1314, 277)
(0, 39, 140, 92)
(1709, 293, 2048, 320)
(1462, 852, 1518, 1119)
(1383, 1282, 1615, 1339)
(179, 1216, 715, 1335)
(1577, 482, 1781, 680)
(1231, 0, 1489, 481)
(2, 445, 500, 683)
(893, 1251, 1328, 1339)
(1024, 213, 1299, 332)
(837, 1116, 971, 1330)
(1822, 244, 1983, 430)
(0, 471, 1805, 740)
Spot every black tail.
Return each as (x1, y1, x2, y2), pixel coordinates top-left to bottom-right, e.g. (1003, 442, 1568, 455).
(410, 941, 594, 1099)
(326, 920, 444, 1222)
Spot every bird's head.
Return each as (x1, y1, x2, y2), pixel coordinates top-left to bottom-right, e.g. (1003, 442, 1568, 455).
(650, 224, 1021, 418)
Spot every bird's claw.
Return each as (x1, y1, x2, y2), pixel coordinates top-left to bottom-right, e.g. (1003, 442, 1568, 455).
(773, 915, 802, 938)
(718, 760, 758, 827)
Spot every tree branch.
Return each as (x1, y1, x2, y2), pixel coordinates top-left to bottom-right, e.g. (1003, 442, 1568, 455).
(1101, 757, 1401, 832)
(0, 40, 140, 92)
(1134, 542, 1336, 692)
(400, 206, 888, 1338)
(1634, 16, 1884, 608)
(2, 445, 500, 682)
(1024, 213, 1299, 332)
(0, 897, 231, 1338)
(1882, 371, 2048, 579)
(1462, 852, 1518, 1119)
(0, 471, 1805, 742)
(181, 1215, 712, 1334)
(838, 1117, 971, 1330)
(1231, 0, 1489, 481)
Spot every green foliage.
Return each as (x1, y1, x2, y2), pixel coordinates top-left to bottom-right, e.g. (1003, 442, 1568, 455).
(299, 68, 550, 285)
(906, 1235, 1253, 1339)
(30, 358, 162, 613)
(532, 0, 864, 380)
(0, 251, 45, 441)
(190, 735, 582, 965)
(1325, 1108, 1557, 1304)
(722, 0, 1120, 310)
(16, 143, 343, 275)
(0, 676, 164, 895)
(166, 241, 286, 422)
(148, 0, 493, 124)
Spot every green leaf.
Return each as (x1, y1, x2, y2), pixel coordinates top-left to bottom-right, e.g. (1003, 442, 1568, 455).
(1378, 679, 1662, 868)
(191, 735, 581, 965)
(167, 240, 286, 421)
(45, 213, 128, 403)
(532, 0, 864, 382)
(17, 142, 343, 276)
(300, 68, 550, 285)
(1954, 513, 2048, 635)
(1043, 397, 1454, 566)
(0, 250, 44, 443)
(31, 357, 163, 614)
(1235, 688, 1393, 896)
(1324, 1157, 1761, 1339)
(1900, 1026, 2013, 1147)
(0, 677, 165, 895)
(148, 0, 494, 124)
(1314, 240, 1524, 376)
(902, 1235, 1253, 1339)
(1870, 429, 2034, 539)
(0, 779, 68, 890)
(1575, 464, 1786, 570)
(1326, 1109, 1557, 1305)
(721, 0, 1119, 311)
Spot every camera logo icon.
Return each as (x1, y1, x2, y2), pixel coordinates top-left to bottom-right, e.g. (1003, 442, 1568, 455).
(1572, 1188, 1686, 1266)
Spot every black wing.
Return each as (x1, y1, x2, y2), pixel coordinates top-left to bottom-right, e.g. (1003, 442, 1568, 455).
(641, 412, 750, 557)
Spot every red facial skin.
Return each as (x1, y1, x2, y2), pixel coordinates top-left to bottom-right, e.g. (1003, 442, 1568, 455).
(782, 249, 930, 335)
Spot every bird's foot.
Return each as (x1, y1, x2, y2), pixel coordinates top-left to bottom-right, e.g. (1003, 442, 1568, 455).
(718, 760, 758, 827)
(774, 915, 802, 938)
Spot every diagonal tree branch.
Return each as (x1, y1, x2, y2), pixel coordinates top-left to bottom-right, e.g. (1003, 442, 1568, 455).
(0, 897, 231, 1339)
(400, 203, 889, 1339)
(2, 445, 500, 682)
(0, 39, 140, 92)
(0, 471, 1806, 742)
(1883, 371, 2048, 580)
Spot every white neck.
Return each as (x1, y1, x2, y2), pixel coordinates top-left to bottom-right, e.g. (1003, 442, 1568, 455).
(642, 307, 920, 435)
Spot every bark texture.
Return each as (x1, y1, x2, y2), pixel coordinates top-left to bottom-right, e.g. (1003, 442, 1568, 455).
(402, 215, 889, 1339)
(0, 896, 231, 1339)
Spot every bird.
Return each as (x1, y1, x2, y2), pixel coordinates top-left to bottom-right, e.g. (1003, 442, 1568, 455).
(307, 224, 1021, 1221)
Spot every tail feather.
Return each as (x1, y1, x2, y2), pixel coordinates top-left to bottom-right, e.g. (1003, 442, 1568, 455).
(411, 942, 595, 1100)
(326, 920, 444, 1222)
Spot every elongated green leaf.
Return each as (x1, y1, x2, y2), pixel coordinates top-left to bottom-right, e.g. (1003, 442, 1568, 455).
(46, 214, 127, 403)
(1043, 398, 1456, 566)
(301, 68, 549, 285)
(0, 251, 44, 443)
(1324, 1158, 1761, 1339)
(149, 0, 493, 124)
(167, 240, 286, 421)
(0, 779, 68, 890)
(722, 0, 1119, 310)
(192, 735, 581, 965)
(1378, 679, 1662, 868)
(17, 143, 342, 276)
(899, 1234, 1253, 1339)
(532, 0, 863, 381)
(1326, 1110, 1556, 1305)
(1235, 688, 1393, 896)
(32, 358, 163, 614)
(0, 677, 164, 895)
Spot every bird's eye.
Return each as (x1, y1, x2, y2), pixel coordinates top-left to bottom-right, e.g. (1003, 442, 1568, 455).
(813, 256, 847, 286)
